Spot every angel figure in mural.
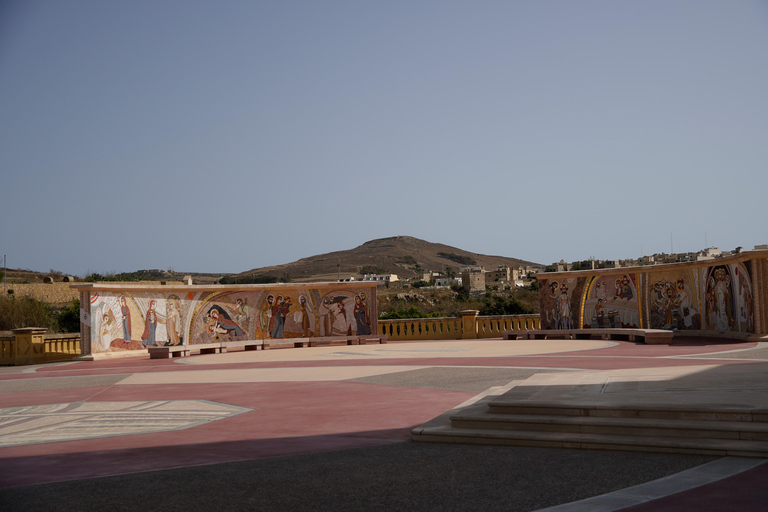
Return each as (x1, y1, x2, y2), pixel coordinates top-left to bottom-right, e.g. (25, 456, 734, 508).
(97, 308, 116, 351)
(294, 295, 313, 337)
(166, 296, 182, 345)
(119, 296, 132, 343)
(205, 305, 244, 339)
(354, 294, 371, 335)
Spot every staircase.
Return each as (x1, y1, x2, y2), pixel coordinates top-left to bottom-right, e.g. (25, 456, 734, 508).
(412, 365, 768, 457)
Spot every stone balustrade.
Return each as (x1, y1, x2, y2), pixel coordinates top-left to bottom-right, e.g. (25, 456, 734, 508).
(378, 312, 540, 341)
(0, 329, 81, 366)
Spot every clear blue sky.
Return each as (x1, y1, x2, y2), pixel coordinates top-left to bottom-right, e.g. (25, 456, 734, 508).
(2, 1, 766, 276)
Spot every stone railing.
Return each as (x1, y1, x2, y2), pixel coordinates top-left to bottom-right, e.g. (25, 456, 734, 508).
(378, 311, 540, 341)
(0, 329, 81, 366)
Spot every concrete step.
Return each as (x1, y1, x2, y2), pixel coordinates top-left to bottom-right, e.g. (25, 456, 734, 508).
(412, 425, 768, 457)
(487, 402, 768, 423)
(449, 412, 768, 441)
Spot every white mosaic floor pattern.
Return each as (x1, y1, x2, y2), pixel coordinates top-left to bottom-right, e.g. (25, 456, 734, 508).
(0, 400, 252, 447)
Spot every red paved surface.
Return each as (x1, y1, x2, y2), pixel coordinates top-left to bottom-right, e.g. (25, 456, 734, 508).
(0, 336, 765, 510)
(0, 380, 474, 488)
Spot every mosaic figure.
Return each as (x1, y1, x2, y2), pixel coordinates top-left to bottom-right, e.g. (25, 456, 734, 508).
(120, 296, 132, 343)
(354, 294, 371, 335)
(205, 305, 244, 339)
(166, 295, 182, 345)
(141, 300, 159, 347)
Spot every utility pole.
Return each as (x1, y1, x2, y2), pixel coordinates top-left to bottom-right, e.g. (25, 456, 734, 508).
(3, 255, 5, 294)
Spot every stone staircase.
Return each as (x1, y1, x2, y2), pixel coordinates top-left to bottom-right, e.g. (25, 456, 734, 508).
(412, 365, 768, 457)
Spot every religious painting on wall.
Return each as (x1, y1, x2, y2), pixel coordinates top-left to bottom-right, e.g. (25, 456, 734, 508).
(87, 284, 378, 353)
(582, 273, 640, 329)
(538, 276, 586, 330)
(645, 269, 701, 331)
(702, 262, 753, 333)
(89, 291, 190, 352)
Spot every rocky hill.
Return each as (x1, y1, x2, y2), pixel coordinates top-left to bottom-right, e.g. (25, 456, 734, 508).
(235, 236, 540, 282)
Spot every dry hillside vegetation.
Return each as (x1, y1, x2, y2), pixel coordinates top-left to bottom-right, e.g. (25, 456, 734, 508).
(236, 236, 537, 283)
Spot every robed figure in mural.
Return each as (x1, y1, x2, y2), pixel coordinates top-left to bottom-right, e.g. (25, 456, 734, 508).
(270, 296, 291, 338)
(354, 294, 371, 335)
(120, 296, 132, 343)
(141, 300, 159, 347)
(296, 295, 313, 337)
(707, 267, 733, 331)
(166, 296, 182, 345)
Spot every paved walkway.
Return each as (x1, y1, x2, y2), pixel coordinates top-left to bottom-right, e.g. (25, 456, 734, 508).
(0, 336, 766, 511)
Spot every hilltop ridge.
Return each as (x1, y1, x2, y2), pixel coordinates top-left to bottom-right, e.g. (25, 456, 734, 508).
(236, 235, 539, 282)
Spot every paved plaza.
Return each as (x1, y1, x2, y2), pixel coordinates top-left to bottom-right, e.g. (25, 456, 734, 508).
(1, 336, 767, 511)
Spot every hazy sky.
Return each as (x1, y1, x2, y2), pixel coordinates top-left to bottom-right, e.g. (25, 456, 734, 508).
(2, 1, 766, 276)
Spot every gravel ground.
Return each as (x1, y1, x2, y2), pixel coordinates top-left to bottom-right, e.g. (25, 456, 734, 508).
(0, 441, 716, 512)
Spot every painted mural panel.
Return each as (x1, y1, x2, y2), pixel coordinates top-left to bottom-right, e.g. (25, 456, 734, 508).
(87, 285, 377, 353)
(582, 274, 640, 329)
(645, 269, 701, 330)
(538, 276, 587, 330)
(90, 292, 191, 352)
(702, 262, 753, 333)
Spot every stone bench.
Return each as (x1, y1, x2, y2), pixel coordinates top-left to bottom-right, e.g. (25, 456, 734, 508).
(148, 343, 222, 359)
(502, 328, 674, 345)
(221, 339, 266, 351)
(291, 335, 388, 348)
(149, 339, 268, 359)
(148, 345, 190, 359)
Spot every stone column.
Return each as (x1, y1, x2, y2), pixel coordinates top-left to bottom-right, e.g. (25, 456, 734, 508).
(460, 310, 479, 339)
(13, 327, 47, 365)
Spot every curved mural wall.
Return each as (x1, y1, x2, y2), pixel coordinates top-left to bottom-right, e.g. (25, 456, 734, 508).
(74, 282, 378, 355)
(537, 251, 767, 337)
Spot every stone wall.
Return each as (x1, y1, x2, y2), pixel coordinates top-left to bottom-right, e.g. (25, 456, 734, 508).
(537, 250, 768, 339)
(4, 283, 79, 304)
(74, 281, 378, 355)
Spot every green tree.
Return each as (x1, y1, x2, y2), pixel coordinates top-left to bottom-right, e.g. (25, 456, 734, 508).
(57, 300, 81, 333)
(479, 295, 532, 316)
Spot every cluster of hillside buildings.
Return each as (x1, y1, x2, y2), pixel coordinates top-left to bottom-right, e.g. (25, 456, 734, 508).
(342, 264, 540, 298)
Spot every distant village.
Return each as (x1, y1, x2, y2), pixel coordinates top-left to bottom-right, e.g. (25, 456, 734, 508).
(343, 244, 768, 298)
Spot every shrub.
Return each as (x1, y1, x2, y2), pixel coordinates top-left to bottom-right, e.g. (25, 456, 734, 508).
(437, 252, 476, 265)
(56, 300, 81, 333)
(379, 306, 441, 320)
(219, 274, 279, 284)
(359, 265, 387, 275)
(479, 295, 533, 316)
(0, 295, 58, 331)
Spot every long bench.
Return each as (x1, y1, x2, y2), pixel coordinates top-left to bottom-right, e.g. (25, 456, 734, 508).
(148, 339, 266, 359)
(502, 328, 674, 345)
(292, 335, 388, 348)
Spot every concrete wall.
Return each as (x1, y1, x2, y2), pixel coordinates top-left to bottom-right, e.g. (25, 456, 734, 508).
(4, 283, 79, 304)
(537, 250, 768, 338)
(73, 282, 378, 355)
